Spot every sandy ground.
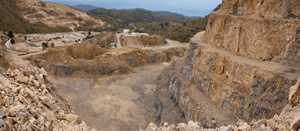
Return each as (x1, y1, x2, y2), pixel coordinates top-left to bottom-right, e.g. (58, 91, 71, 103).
(47, 63, 183, 131)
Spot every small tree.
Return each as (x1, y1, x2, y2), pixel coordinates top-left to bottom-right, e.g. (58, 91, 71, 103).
(10, 39, 15, 44)
(88, 31, 91, 36)
(51, 43, 55, 47)
(0, 35, 3, 40)
(42, 42, 48, 49)
(24, 36, 27, 40)
(7, 31, 14, 38)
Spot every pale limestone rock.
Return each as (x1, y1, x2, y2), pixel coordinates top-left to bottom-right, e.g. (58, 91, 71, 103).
(20, 89, 28, 97)
(13, 69, 21, 77)
(65, 114, 79, 123)
(33, 80, 40, 88)
(18, 94, 27, 104)
(238, 122, 250, 131)
(146, 123, 158, 131)
(186, 121, 201, 130)
(29, 75, 35, 83)
(39, 96, 51, 107)
(6, 68, 12, 75)
(37, 116, 45, 126)
(163, 122, 169, 127)
(3, 96, 9, 106)
(16, 75, 25, 83)
(9, 104, 25, 116)
(291, 115, 300, 130)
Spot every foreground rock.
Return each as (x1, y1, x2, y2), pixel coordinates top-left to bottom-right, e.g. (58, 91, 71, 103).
(0, 66, 94, 130)
(147, 80, 300, 131)
(289, 79, 300, 106)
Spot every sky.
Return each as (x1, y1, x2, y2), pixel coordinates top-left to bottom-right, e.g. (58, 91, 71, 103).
(44, 0, 222, 17)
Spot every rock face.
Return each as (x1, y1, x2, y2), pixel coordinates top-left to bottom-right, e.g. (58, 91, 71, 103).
(153, 0, 300, 128)
(120, 35, 167, 47)
(29, 43, 186, 76)
(289, 78, 300, 106)
(17, 0, 108, 31)
(205, 0, 300, 67)
(0, 67, 94, 130)
(147, 80, 300, 131)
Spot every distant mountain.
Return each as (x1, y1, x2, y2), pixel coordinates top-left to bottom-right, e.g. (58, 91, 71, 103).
(73, 4, 99, 12)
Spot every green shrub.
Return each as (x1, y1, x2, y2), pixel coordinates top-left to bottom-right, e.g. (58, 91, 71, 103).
(10, 39, 15, 44)
(7, 31, 14, 38)
(83, 35, 94, 41)
(42, 42, 48, 48)
(24, 36, 27, 40)
(51, 43, 55, 47)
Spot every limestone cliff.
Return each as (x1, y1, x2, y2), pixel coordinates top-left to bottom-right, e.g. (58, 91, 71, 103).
(154, 0, 300, 128)
(205, 0, 300, 67)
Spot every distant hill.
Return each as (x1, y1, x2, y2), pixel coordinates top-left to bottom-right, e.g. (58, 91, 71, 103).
(0, 0, 108, 34)
(0, 0, 71, 33)
(87, 8, 194, 29)
(154, 11, 201, 20)
(134, 4, 222, 42)
(73, 4, 98, 12)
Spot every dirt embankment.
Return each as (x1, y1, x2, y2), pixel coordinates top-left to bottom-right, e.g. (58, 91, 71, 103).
(120, 35, 167, 47)
(27, 42, 186, 76)
(89, 32, 117, 49)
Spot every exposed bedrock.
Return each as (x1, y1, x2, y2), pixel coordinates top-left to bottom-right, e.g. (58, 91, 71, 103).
(219, 0, 300, 19)
(29, 43, 186, 76)
(205, 1, 300, 67)
(155, 41, 300, 127)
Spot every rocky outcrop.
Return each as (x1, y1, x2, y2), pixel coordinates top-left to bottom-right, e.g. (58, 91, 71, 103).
(219, 0, 300, 19)
(0, 66, 94, 130)
(155, 40, 299, 127)
(205, 0, 300, 67)
(120, 35, 167, 47)
(17, 0, 108, 31)
(289, 78, 300, 106)
(147, 79, 300, 131)
(29, 43, 186, 76)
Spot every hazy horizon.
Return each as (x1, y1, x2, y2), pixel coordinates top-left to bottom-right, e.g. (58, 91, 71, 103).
(43, 0, 222, 17)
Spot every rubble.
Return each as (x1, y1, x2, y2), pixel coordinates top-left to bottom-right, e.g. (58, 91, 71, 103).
(0, 66, 94, 130)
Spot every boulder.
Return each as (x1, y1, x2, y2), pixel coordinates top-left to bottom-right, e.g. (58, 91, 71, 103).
(64, 114, 79, 123)
(291, 115, 300, 130)
(289, 79, 300, 106)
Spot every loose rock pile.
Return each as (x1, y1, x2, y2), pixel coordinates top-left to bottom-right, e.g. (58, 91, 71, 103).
(0, 66, 94, 131)
(146, 79, 300, 131)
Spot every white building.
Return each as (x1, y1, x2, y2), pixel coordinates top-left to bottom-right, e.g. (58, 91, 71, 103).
(123, 29, 130, 34)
